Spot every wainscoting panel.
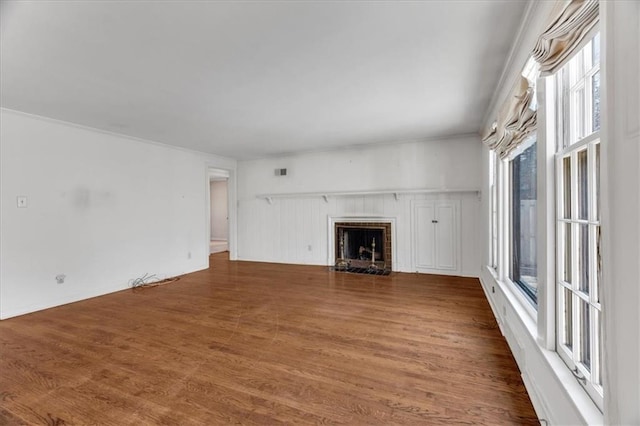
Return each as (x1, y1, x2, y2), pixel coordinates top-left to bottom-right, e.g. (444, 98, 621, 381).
(238, 192, 480, 277)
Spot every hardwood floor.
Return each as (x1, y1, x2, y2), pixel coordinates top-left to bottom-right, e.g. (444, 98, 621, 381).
(0, 253, 537, 425)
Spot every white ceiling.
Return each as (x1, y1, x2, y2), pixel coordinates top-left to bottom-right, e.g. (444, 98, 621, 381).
(0, 1, 527, 160)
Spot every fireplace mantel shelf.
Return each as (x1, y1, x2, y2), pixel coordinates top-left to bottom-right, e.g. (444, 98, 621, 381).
(257, 188, 480, 204)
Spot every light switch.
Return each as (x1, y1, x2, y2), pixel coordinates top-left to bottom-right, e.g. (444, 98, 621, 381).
(17, 196, 28, 208)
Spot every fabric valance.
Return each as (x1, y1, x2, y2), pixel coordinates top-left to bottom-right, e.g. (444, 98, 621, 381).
(482, 76, 537, 159)
(482, 0, 599, 158)
(532, 0, 599, 75)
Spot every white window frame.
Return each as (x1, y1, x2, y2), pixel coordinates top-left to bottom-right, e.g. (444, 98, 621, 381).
(554, 35, 603, 410)
(489, 150, 498, 271)
(507, 136, 539, 308)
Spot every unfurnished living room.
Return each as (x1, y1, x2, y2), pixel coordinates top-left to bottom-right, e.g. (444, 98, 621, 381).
(1, 1, 638, 425)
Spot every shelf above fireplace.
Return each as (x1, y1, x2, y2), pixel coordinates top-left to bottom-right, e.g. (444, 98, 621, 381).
(256, 188, 480, 204)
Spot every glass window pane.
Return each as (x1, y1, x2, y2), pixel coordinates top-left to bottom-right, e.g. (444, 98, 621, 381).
(595, 143, 600, 220)
(511, 143, 537, 304)
(579, 224, 590, 294)
(591, 225, 599, 304)
(596, 226, 602, 304)
(563, 156, 572, 218)
(573, 88, 586, 142)
(570, 51, 585, 86)
(492, 212, 498, 266)
(578, 150, 588, 220)
(564, 223, 573, 284)
(595, 308, 602, 386)
(557, 68, 569, 151)
(581, 300, 591, 371)
(592, 33, 600, 65)
(564, 288, 573, 349)
(592, 71, 601, 132)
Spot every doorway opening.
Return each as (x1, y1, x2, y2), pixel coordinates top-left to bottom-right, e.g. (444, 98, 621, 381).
(209, 169, 229, 254)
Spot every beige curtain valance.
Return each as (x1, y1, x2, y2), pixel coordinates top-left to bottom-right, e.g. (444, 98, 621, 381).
(532, 0, 599, 75)
(483, 76, 537, 159)
(482, 0, 599, 158)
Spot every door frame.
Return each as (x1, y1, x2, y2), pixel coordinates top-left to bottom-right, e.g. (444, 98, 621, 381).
(206, 166, 237, 260)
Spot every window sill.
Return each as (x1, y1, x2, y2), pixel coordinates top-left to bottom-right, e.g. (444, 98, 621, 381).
(482, 265, 603, 425)
(538, 346, 604, 425)
(491, 270, 538, 332)
(504, 278, 537, 321)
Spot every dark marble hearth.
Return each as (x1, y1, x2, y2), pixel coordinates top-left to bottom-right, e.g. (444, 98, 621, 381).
(331, 266, 391, 276)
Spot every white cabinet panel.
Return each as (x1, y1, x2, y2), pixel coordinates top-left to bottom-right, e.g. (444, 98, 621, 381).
(435, 203, 456, 270)
(414, 204, 436, 269)
(413, 200, 460, 274)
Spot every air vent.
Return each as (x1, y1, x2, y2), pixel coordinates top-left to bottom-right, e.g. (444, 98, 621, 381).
(274, 168, 287, 176)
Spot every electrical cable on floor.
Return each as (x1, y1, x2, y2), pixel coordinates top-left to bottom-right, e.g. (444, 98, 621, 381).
(129, 272, 180, 291)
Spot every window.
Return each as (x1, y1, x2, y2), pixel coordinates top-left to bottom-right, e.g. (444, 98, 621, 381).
(489, 151, 498, 270)
(555, 34, 602, 409)
(510, 140, 538, 305)
(504, 56, 540, 306)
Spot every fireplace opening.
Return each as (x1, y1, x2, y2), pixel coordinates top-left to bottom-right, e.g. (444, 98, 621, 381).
(341, 227, 383, 261)
(334, 222, 392, 273)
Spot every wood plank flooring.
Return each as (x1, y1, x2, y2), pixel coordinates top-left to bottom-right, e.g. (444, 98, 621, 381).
(0, 253, 538, 425)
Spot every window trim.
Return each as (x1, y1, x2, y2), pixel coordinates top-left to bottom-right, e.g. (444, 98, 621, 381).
(485, 32, 604, 414)
(555, 137, 603, 409)
(507, 137, 539, 308)
(489, 150, 498, 271)
(553, 34, 603, 410)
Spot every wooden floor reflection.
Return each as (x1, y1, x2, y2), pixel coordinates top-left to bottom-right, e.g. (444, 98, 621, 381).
(0, 253, 537, 425)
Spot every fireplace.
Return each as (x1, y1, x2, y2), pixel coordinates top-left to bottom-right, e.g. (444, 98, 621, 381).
(334, 221, 392, 271)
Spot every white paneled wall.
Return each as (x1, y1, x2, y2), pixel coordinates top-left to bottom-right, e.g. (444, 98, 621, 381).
(237, 137, 482, 276)
(239, 192, 480, 275)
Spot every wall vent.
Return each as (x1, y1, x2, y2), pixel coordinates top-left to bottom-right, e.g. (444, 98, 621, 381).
(274, 168, 287, 176)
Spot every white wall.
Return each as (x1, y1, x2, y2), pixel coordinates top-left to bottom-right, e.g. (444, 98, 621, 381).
(0, 109, 236, 319)
(237, 136, 482, 276)
(239, 136, 481, 195)
(210, 180, 228, 240)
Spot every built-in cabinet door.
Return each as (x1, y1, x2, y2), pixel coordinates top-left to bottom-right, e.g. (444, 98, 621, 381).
(414, 203, 436, 269)
(413, 200, 460, 274)
(434, 203, 456, 270)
